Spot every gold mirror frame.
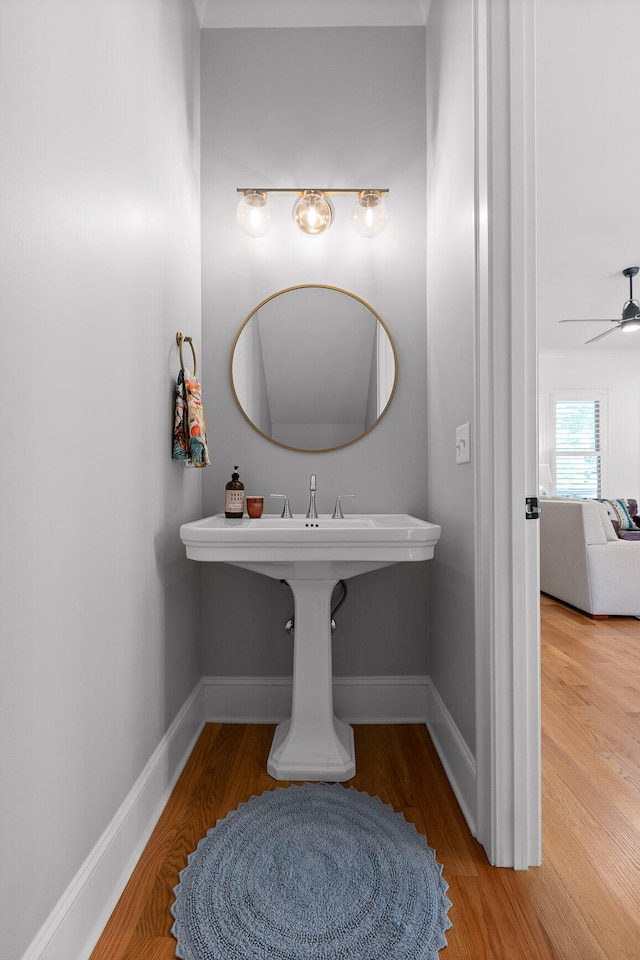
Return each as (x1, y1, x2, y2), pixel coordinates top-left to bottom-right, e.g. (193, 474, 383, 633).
(229, 284, 398, 453)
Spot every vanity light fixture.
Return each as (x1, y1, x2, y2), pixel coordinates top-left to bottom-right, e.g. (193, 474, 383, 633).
(352, 190, 389, 237)
(235, 189, 272, 237)
(236, 188, 389, 237)
(293, 190, 334, 236)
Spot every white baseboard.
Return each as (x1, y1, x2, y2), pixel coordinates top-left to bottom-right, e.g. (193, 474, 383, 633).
(202, 674, 430, 724)
(425, 677, 477, 836)
(20, 681, 206, 960)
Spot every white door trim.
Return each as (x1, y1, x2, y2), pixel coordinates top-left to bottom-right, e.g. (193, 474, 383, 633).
(473, 0, 541, 868)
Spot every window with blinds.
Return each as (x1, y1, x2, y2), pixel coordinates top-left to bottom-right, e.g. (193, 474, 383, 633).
(554, 398, 601, 498)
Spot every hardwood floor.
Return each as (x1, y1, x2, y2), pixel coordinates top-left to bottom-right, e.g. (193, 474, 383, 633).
(90, 595, 640, 959)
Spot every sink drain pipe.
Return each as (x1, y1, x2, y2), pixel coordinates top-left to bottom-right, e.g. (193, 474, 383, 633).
(281, 579, 348, 636)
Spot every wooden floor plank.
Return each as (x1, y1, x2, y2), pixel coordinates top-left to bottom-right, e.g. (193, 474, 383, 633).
(90, 596, 640, 959)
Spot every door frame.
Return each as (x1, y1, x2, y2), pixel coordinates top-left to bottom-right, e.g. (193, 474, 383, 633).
(473, 0, 541, 868)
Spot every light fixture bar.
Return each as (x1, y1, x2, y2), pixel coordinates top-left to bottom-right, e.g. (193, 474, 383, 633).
(236, 188, 390, 237)
(237, 188, 389, 196)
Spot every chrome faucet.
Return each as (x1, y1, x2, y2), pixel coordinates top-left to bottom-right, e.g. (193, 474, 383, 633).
(306, 474, 318, 519)
(332, 494, 355, 519)
(270, 493, 292, 518)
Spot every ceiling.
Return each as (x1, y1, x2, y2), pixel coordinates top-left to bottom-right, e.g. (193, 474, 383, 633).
(193, 0, 430, 28)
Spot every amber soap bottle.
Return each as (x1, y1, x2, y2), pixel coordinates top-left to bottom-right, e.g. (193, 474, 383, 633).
(225, 466, 244, 519)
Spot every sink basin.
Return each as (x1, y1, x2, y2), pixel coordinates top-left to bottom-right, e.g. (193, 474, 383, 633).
(180, 513, 441, 781)
(180, 513, 440, 579)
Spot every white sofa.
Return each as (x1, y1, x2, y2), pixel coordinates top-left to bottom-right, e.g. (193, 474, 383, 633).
(539, 497, 640, 617)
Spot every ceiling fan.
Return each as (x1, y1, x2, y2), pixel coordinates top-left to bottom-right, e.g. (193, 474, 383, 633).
(560, 265, 640, 343)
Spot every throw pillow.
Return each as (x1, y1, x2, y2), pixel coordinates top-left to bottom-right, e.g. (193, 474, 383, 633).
(595, 498, 636, 531)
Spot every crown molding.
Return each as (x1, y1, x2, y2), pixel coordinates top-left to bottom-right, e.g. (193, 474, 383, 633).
(195, 0, 429, 29)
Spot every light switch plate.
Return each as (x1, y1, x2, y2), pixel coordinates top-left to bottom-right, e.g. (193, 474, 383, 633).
(456, 422, 471, 464)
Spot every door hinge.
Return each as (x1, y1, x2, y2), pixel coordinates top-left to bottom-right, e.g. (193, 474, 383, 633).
(525, 496, 540, 520)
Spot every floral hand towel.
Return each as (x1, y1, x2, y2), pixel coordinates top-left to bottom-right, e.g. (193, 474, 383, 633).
(173, 369, 210, 468)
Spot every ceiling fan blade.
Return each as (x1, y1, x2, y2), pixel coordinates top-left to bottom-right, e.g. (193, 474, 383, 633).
(561, 268, 640, 341)
(585, 324, 622, 344)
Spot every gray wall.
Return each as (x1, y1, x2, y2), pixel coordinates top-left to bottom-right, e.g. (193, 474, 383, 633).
(425, 0, 477, 752)
(0, 2, 202, 956)
(200, 27, 431, 679)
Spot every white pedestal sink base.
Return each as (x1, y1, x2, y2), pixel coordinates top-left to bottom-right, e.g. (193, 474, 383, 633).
(267, 715, 355, 781)
(267, 576, 355, 782)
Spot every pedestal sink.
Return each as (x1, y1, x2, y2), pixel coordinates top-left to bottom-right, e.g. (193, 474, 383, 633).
(180, 513, 441, 781)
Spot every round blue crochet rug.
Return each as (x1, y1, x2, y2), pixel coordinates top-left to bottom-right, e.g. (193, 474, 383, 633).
(171, 782, 452, 960)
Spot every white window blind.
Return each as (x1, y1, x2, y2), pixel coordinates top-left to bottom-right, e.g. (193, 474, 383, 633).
(554, 399, 601, 498)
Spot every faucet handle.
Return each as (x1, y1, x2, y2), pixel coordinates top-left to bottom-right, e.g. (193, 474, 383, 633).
(270, 494, 293, 518)
(332, 494, 355, 519)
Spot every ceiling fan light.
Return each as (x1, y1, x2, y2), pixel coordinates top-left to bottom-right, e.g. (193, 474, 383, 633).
(622, 317, 640, 332)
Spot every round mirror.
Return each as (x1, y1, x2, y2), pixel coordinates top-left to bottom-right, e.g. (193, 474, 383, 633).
(230, 285, 398, 452)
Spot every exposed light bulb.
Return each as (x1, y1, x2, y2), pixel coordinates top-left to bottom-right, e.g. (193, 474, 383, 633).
(236, 190, 272, 237)
(352, 190, 389, 237)
(293, 191, 334, 236)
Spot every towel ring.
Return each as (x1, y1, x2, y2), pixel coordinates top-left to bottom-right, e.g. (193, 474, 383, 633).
(176, 331, 197, 377)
